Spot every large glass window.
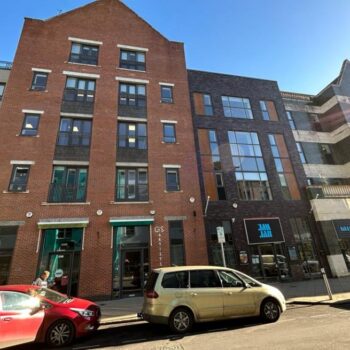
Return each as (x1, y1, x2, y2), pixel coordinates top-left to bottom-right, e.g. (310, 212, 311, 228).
(31, 72, 48, 91)
(118, 122, 147, 149)
(49, 167, 88, 203)
(69, 43, 99, 65)
(8, 165, 30, 192)
(296, 142, 306, 164)
(260, 100, 278, 121)
(116, 168, 148, 201)
(63, 77, 95, 103)
(120, 50, 145, 71)
(165, 168, 180, 192)
(57, 118, 92, 146)
(222, 96, 253, 119)
(228, 131, 272, 200)
(119, 83, 146, 107)
(20, 114, 40, 136)
(169, 221, 185, 266)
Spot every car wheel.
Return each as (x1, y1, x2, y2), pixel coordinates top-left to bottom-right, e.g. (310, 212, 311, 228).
(169, 307, 194, 333)
(260, 299, 281, 323)
(45, 319, 75, 347)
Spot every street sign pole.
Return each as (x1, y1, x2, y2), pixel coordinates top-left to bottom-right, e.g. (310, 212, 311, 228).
(220, 242, 226, 267)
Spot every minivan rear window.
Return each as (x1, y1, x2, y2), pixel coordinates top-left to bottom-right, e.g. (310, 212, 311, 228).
(145, 271, 159, 291)
(161, 271, 189, 289)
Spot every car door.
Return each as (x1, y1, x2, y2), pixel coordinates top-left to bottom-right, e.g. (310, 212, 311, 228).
(186, 270, 223, 320)
(0, 291, 45, 348)
(218, 270, 256, 317)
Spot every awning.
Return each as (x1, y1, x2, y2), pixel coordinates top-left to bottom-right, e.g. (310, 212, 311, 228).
(109, 216, 154, 227)
(37, 218, 89, 229)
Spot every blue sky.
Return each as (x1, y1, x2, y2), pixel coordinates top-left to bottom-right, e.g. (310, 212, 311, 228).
(1, 0, 350, 94)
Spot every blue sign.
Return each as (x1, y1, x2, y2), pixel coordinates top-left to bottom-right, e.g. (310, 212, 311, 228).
(333, 220, 350, 239)
(244, 218, 284, 244)
(258, 224, 273, 238)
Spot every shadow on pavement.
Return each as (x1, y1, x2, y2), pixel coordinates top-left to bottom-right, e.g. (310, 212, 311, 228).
(328, 300, 350, 311)
(11, 317, 268, 350)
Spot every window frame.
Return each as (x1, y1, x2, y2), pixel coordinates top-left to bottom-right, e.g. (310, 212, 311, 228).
(160, 85, 173, 103)
(118, 122, 147, 149)
(20, 114, 40, 137)
(0, 83, 6, 101)
(31, 72, 48, 91)
(118, 83, 146, 107)
(69, 42, 99, 66)
(63, 77, 96, 104)
(169, 221, 185, 266)
(8, 165, 30, 192)
(165, 168, 180, 192)
(119, 49, 146, 71)
(56, 118, 92, 147)
(163, 123, 176, 144)
(222, 96, 253, 119)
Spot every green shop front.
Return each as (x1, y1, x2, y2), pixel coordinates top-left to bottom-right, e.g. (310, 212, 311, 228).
(110, 216, 154, 298)
(37, 218, 88, 297)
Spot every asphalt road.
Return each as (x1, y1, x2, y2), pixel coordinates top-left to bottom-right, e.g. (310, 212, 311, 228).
(11, 303, 350, 350)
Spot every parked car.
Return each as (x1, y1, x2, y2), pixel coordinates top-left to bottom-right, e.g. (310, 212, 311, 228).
(141, 265, 286, 333)
(260, 255, 289, 277)
(0, 285, 100, 348)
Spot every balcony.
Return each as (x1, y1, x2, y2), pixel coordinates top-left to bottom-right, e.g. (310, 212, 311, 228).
(0, 61, 12, 70)
(307, 185, 350, 199)
(48, 184, 86, 203)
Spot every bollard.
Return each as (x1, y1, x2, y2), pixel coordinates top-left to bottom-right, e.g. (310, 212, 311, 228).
(320, 268, 333, 300)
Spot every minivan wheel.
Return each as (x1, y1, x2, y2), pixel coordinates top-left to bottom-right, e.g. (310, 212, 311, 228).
(260, 299, 280, 323)
(45, 319, 75, 347)
(169, 307, 194, 333)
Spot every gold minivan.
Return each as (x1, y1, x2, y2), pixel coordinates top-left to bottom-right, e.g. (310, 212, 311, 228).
(142, 266, 286, 333)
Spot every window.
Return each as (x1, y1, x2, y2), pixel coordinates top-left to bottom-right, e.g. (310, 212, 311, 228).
(222, 96, 253, 119)
(118, 122, 147, 149)
(268, 134, 300, 200)
(160, 85, 173, 103)
(0, 83, 5, 100)
(286, 111, 296, 130)
(116, 168, 148, 201)
(49, 167, 88, 203)
(228, 131, 272, 200)
(190, 270, 221, 288)
(120, 50, 145, 71)
(57, 118, 92, 146)
(119, 83, 146, 107)
(162, 271, 189, 288)
(63, 77, 95, 103)
(69, 43, 99, 65)
(259, 100, 278, 121)
(215, 173, 226, 200)
(169, 221, 185, 266)
(218, 270, 244, 288)
(1, 292, 39, 311)
(193, 93, 213, 116)
(20, 114, 40, 136)
(165, 168, 180, 191)
(296, 142, 306, 164)
(8, 165, 30, 192)
(163, 123, 176, 143)
(31, 72, 48, 91)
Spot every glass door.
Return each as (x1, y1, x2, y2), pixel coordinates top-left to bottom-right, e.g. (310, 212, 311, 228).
(121, 250, 143, 297)
(48, 252, 80, 297)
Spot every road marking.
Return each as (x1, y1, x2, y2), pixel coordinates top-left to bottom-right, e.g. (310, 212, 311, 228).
(310, 314, 329, 318)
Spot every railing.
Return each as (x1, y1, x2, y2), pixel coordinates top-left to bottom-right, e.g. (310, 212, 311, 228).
(48, 183, 86, 203)
(307, 185, 350, 199)
(0, 61, 13, 70)
(281, 91, 313, 101)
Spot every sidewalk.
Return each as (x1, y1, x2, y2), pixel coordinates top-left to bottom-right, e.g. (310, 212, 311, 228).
(96, 276, 350, 324)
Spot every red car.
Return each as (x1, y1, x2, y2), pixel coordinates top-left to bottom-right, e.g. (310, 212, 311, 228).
(0, 285, 100, 348)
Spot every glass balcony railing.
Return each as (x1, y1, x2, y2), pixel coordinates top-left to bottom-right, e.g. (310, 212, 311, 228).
(307, 185, 350, 199)
(0, 61, 13, 70)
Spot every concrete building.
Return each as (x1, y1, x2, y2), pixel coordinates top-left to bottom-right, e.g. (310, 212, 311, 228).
(282, 59, 350, 277)
(188, 70, 321, 281)
(0, 0, 207, 298)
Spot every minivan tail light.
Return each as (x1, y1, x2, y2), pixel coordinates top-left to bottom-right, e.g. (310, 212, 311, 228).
(145, 290, 159, 299)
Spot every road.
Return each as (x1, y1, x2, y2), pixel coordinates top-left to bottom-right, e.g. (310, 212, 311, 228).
(12, 303, 350, 350)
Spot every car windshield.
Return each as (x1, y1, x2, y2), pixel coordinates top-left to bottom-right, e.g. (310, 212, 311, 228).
(30, 288, 70, 303)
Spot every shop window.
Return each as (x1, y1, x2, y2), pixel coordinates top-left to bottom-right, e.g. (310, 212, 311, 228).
(31, 72, 48, 91)
(169, 221, 185, 266)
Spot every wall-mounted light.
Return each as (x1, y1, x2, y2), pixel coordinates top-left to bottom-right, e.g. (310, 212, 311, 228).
(150, 210, 156, 215)
(26, 212, 33, 218)
(232, 202, 238, 209)
(96, 209, 103, 216)
(189, 197, 195, 203)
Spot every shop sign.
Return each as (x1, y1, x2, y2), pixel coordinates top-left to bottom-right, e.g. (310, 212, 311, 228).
(244, 218, 285, 245)
(239, 251, 248, 264)
(216, 226, 225, 243)
(333, 220, 350, 239)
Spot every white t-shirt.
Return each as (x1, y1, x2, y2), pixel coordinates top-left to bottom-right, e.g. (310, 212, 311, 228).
(32, 277, 48, 288)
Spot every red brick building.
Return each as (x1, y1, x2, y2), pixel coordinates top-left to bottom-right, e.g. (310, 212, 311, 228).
(0, 0, 207, 298)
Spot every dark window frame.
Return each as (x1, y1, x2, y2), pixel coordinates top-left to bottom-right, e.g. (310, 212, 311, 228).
(8, 165, 30, 192)
(160, 85, 173, 103)
(0, 83, 6, 101)
(30, 72, 48, 91)
(63, 77, 96, 104)
(118, 122, 147, 149)
(286, 111, 296, 130)
(119, 49, 146, 71)
(118, 83, 146, 107)
(203, 93, 214, 116)
(165, 168, 180, 192)
(169, 221, 185, 266)
(115, 167, 149, 202)
(69, 42, 99, 66)
(56, 118, 92, 147)
(20, 114, 40, 137)
(163, 123, 176, 143)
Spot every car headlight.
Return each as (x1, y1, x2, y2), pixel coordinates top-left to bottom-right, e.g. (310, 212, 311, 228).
(70, 308, 95, 317)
